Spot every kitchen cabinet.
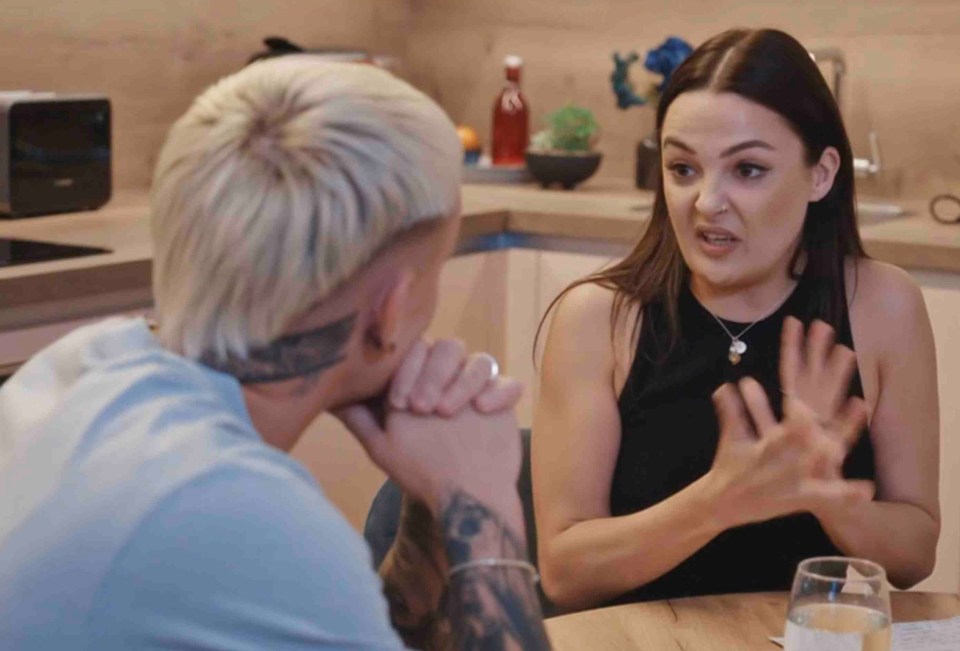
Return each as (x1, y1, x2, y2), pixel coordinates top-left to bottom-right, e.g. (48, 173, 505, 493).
(505, 249, 619, 426)
(912, 270, 960, 593)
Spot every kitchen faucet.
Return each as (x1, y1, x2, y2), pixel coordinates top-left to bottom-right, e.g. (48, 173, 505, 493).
(809, 47, 882, 178)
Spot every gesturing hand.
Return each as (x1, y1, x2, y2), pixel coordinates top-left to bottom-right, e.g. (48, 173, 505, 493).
(780, 316, 860, 431)
(707, 377, 873, 529)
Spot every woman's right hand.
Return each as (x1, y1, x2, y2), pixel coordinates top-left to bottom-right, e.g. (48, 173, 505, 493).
(704, 378, 873, 529)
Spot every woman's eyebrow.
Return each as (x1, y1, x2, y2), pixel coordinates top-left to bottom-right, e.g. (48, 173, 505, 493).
(661, 137, 776, 157)
(662, 136, 694, 153)
(721, 140, 775, 157)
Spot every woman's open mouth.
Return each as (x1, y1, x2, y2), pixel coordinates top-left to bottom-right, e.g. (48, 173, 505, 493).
(695, 226, 740, 256)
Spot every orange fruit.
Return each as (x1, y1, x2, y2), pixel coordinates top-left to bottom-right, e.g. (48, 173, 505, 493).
(457, 125, 481, 151)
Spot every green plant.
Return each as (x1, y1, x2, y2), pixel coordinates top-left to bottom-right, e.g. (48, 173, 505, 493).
(531, 105, 599, 153)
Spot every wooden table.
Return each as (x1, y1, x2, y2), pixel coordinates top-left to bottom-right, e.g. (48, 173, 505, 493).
(544, 592, 960, 650)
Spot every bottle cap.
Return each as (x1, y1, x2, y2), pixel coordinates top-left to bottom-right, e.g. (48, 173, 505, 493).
(504, 55, 523, 68)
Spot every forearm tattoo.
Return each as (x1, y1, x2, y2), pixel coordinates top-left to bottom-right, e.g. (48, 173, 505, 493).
(199, 313, 356, 384)
(440, 491, 551, 651)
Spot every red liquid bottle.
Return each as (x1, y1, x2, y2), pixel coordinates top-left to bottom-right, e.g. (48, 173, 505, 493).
(492, 55, 529, 166)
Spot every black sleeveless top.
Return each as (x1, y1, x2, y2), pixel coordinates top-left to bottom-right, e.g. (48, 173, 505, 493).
(609, 271, 875, 604)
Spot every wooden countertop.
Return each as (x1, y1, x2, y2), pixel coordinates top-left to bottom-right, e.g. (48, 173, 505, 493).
(461, 181, 960, 272)
(544, 591, 960, 650)
(2, 180, 959, 331)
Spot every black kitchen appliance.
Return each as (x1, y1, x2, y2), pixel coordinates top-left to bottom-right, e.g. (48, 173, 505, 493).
(0, 92, 111, 218)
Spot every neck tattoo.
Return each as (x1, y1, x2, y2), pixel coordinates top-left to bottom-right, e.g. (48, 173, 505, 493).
(199, 313, 357, 383)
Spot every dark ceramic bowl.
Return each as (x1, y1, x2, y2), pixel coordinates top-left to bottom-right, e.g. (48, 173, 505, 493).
(524, 151, 602, 190)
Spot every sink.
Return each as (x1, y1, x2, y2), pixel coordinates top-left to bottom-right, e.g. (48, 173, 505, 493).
(857, 201, 909, 225)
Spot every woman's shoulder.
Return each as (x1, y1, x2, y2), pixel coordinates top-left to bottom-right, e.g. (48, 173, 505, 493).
(845, 257, 930, 374)
(547, 281, 642, 389)
(845, 257, 925, 318)
(553, 281, 642, 336)
(554, 280, 618, 317)
(843, 257, 930, 418)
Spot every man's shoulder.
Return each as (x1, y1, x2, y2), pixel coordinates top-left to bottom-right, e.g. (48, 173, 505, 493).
(1, 316, 253, 457)
(0, 315, 285, 536)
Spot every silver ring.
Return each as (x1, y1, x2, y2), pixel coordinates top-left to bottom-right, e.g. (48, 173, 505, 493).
(476, 352, 499, 382)
(718, 205, 729, 215)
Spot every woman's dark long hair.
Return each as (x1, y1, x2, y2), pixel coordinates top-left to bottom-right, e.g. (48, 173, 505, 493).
(538, 28, 866, 358)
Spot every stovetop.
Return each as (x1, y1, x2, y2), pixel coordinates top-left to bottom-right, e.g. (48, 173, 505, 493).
(0, 238, 110, 268)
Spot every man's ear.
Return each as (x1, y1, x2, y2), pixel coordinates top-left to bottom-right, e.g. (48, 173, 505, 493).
(810, 146, 841, 203)
(363, 267, 414, 357)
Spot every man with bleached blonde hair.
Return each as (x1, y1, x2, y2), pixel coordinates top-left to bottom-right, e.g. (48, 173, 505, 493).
(0, 57, 551, 650)
(151, 57, 463, 363)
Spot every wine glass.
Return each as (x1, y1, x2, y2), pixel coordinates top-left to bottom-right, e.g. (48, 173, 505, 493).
(785, 556, 891, 651)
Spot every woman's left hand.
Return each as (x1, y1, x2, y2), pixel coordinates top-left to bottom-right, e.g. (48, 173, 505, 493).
(387, 338, 523, 417)
(780, 316, 859, 433)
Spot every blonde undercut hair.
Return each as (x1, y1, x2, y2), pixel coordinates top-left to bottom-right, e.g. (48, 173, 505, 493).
(150, 57, 462, 360)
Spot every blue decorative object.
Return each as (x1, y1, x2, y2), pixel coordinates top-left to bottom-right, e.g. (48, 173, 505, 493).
(610, 36, 694, 190)
(611, 52, 646, 109)
(645, 37, 694, 92)
(610, 36, 693, 109)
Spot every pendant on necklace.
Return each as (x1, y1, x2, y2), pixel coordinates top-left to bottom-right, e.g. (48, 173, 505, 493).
(728, 339, 747, 365)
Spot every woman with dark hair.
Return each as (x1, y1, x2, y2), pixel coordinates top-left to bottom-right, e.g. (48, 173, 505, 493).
(533, 28, 940, 611)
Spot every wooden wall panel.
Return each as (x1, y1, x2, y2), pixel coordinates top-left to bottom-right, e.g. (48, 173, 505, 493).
(4, 0, 955, 195)
(405, 0, 960, 197)
(0, 0, 410, 190)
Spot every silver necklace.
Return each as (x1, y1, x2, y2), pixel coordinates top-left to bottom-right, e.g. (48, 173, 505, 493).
(701, 283, 796, 365)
